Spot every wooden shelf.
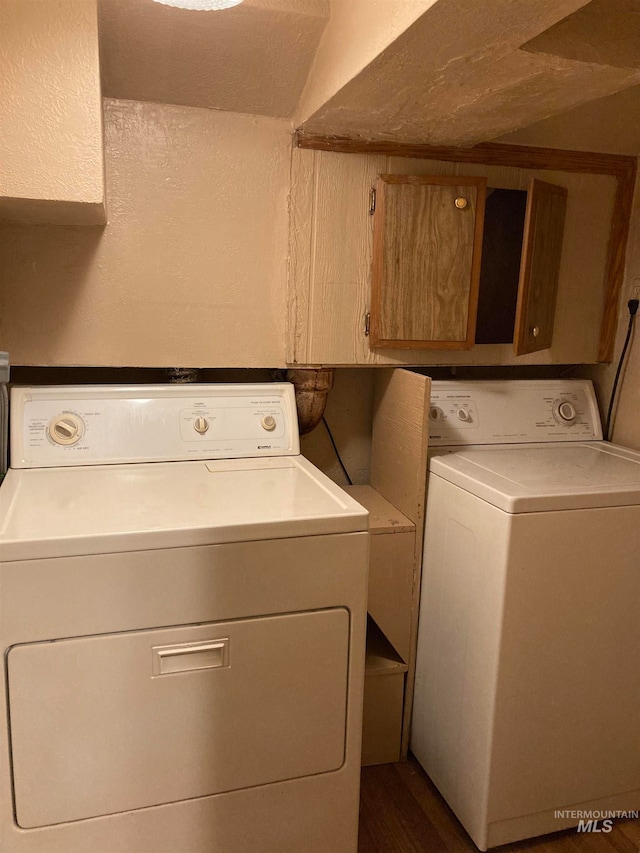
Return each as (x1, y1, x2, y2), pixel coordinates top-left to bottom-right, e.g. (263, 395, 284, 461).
(346, 483, 415, 662)
(365, 617, 408, 676)
(362, 618, 407, 767)
(343, 485, 414, 535)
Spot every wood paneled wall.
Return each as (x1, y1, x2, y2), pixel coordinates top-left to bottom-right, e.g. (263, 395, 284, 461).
(288, 147, 618, 366)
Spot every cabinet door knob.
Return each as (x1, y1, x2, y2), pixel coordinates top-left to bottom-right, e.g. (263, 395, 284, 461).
(532, 325, 540, 338)
(454, 197, 468, 209)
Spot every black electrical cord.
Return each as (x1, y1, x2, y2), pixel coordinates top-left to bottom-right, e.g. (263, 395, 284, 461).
(322, 416, 353, 486)
(605, 299, 639, 441)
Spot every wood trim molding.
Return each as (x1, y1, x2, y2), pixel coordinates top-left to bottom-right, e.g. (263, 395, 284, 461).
(598, 157, 637, 362)
(296, 133, 637, 362)
(296, 134, 635, 176)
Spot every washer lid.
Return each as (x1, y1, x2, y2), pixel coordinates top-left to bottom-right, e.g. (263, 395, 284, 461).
(429, 442, 640, 513)
(0, 456, 368, 561)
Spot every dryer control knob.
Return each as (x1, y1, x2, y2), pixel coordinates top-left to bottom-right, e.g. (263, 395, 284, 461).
(456, 408, 472, 423)
(49, 414, 84, 445)
(429, 406, 444, 421)
(555, 401, 577, 423)
(194, 416, 209, 434)
(261, 415, 276, 431)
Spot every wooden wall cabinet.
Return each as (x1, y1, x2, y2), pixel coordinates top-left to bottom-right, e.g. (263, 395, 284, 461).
(370, 174, 568, 356)
(288, 143, 628, 366)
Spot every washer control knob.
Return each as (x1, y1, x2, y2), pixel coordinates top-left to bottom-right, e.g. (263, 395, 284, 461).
(556, 401, 577, 423)
(456, 408, 472, 423)
(429, 406, 444, 421)
(194, 416, 209, 435)
(49, 414, 84, 445)
(261, 415, 276, 431)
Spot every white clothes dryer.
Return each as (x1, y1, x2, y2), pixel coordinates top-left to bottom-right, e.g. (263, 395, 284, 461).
(411, 379, 640, 850)
(0, 383, 368, 853)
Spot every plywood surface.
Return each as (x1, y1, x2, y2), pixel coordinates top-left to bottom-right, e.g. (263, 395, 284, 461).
(370, 370, 430, 525)
(288, 146, 315, 365)
(370, 369, 430, 759)
(343, 485, 414, 535)
(345, 485, 416, 662)
(367, 532, 415, 663)
(514, 178, 568, 354)
(288, 148, 618, 366)
(305, 150, 386, 364)
(371, 175, 485, 348)
(361, 671, 405, 767)
(365, 620, 407, 676)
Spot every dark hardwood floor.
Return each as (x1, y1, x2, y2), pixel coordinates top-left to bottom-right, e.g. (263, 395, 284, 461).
(359, 757, 640, 853)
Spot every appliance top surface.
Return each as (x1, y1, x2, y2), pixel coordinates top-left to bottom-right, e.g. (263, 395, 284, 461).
(428, 379, 602, 446)
(430, 441, 640, 513)
(2, 383, 367, 561)
(427, 380, 640, 512)
(9, 383, 300, 468)
(0, 454, 368, 562)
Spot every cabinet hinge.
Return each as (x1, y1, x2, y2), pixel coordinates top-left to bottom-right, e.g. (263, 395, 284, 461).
(364, 312, 371, 336)
(369, 188, 376, 215)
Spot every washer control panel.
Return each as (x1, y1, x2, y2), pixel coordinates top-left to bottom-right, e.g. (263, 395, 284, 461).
(429, 380, 602, 446)
(11, 384, 299, 468)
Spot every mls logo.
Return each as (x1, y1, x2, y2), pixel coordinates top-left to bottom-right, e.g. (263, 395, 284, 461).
(577, 819, 613, 834)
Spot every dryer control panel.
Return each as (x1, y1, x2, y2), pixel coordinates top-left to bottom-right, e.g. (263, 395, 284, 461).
(11, 384, 300, 468)
(429, 380, 602, 446)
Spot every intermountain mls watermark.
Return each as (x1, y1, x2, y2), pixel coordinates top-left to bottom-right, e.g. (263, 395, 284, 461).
(555, 809, 639, 834)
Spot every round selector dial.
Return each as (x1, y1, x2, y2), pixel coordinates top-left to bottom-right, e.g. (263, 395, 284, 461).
(193, 416, 209, 435)
(554, 400, 577, 424)
(261, 415, 276, 432)
(456, 408, 472, 423)
(429, 406, 444, 422)
(48, 413, 84, 446)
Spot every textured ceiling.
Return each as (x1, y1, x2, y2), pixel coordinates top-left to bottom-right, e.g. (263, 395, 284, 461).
(297, 0, 640, 147)
(495, 84, 640, 154)
(98, 0, 640, 154)
(98, 0, 328, 118)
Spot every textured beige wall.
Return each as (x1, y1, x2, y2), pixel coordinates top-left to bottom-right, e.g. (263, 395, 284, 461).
(301, 370, 375, 486)
(0, 99, 291, 367)
(0, 0, 104, 221)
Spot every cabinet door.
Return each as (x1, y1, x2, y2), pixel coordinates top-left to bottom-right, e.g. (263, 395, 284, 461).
(513, 179, 568, 355)
(370, 175, 486, 349)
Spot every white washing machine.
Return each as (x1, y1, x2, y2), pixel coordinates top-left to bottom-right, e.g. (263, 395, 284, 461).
(411, 379, 640, 850)
(0, 383, 368, 853)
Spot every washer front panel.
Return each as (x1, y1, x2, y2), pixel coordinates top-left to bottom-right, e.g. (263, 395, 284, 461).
(428, 380, 602, 446)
